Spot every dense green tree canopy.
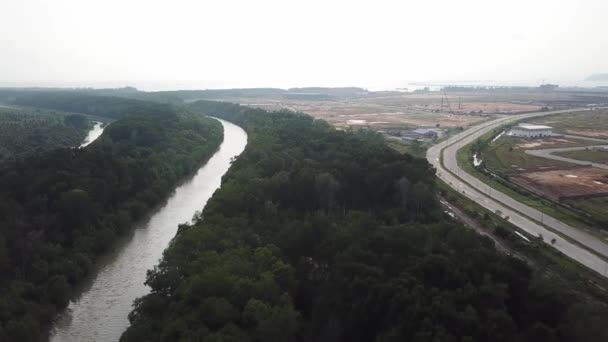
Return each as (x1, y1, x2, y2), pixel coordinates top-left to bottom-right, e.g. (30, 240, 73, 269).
(122, 102, 608, 342)
(6, 90, 177, 120)
(0, 107, 90, 162)
(0, 95, 223, 342)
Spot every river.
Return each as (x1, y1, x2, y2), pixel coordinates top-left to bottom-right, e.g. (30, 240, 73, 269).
(50, 118, 248, 342)
(79, 121, 105, 148)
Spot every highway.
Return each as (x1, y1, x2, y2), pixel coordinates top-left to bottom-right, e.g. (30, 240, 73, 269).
(427, 108, 608, 277)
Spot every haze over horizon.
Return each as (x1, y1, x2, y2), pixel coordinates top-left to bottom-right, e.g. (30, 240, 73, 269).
(2, 0, 607, 89)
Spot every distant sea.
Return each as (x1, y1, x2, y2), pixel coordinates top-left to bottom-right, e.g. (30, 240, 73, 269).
(368, 80, 608, 92)
(1, 79, 608, 92)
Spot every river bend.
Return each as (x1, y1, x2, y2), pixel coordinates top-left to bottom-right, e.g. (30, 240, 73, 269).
(50, 118, 247, 341)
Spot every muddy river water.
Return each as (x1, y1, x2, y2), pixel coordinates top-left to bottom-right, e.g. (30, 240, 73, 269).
(50, 118, 247, 341)
(79, 121, 105, 148)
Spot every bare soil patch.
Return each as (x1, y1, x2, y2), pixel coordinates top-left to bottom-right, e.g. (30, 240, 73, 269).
(511, 167, 608, 201)
(233, 94, 517, 129)
(515, 137, 591, 150)
(566, 129, 608, 139)
(426, 101, 541, 114)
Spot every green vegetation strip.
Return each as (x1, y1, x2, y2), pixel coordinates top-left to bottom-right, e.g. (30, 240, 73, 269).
(437, 179, 608, 304)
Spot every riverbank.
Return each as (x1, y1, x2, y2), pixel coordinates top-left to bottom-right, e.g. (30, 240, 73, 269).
(0, 102, 224, 342)
(50, 118, 246, 341)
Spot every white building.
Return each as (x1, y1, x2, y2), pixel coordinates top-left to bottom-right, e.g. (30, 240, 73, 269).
(508, 123, 553, 138)
(592, 146, 608, 152)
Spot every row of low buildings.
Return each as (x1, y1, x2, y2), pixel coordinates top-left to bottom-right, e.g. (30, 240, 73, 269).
(383, 128, 442, 143)
(384, 123, 556, 144)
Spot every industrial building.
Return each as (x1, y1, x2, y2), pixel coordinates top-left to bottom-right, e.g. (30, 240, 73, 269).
(592, 146, 608, 152)
(383, 128, 441, 144)
(508, 123, 553, 138)
(408, 128, 439, 140)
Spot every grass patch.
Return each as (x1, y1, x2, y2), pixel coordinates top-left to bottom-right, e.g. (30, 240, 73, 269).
(556, 149, 608, 164)
(564, 197, 608, 225)
(482, 135, 571, 172)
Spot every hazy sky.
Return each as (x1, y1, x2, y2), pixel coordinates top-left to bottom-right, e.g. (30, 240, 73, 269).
(1, 0, 607, 89)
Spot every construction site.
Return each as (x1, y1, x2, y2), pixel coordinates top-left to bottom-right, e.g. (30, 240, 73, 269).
(475, 108, 608, 228)
(203, 86, 586, 131)
(510, 166, 608, 202)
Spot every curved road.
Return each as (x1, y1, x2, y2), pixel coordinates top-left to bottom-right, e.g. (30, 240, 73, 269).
(427, 108, 608, 277)
(525, 145, 608, 170)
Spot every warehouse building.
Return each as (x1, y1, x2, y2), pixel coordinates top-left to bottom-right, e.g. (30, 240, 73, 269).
(508, 123, 553, 138)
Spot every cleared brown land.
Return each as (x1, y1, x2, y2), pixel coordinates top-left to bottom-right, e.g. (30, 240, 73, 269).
(425, 101, 540, 114)
(510, 167, 608, 201)
(565, 129, 608, 139)
(233, 93, 545, 129)
(349, 93, 541, 113)
(515, 137, 592, 150)
(328, 111, 485, 129)
(238, 99, 488, 128)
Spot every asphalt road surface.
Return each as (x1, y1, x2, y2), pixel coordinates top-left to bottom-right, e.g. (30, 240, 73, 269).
(427, 108, 608, 277)
(526, 145, 608, 170)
